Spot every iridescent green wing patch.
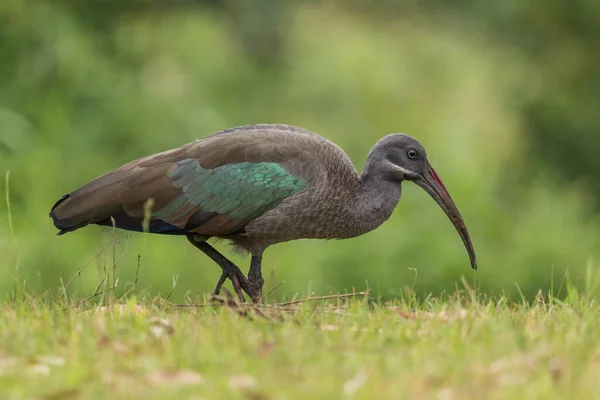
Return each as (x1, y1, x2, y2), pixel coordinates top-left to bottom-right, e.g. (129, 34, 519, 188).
(153, 159, 307, 221)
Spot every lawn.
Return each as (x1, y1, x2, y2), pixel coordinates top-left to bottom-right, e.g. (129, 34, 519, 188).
(0, 291, 598, 399)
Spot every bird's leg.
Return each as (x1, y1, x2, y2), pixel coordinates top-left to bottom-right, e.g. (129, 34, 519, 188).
(212, 271, 229, 296)
(247, 252, 264, 304)
(186, 236, 254, 303)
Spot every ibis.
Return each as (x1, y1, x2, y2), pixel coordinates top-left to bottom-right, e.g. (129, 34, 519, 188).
(50, 124, 477, 302)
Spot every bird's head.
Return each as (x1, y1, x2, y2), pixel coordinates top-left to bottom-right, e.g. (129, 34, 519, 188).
(367, 133, 477, 270)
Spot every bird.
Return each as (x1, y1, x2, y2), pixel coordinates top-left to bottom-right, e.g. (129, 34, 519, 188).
(50, 124, 477, 303)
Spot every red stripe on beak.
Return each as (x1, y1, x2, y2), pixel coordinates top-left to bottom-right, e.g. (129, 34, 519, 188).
(429, 166, 450, 197)
(414, 162, 477, 270)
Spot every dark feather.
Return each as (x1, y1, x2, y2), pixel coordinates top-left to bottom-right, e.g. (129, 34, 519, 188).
(184, 210, 219, 230)
(50, 124, 316, 238)
(96, 210, 187, 235)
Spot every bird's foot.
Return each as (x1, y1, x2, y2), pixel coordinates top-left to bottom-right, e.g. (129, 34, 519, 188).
(247, 276, 264, 304)
(213, 264, 261, 304)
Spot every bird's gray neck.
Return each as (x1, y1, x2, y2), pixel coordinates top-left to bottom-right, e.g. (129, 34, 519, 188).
(342, 169, 402, 237)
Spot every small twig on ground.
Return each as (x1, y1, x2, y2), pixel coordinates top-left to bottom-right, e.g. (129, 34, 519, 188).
(165, 274, 179, 302)
(96, 276, 108, 294)
(171, 290, 369, 314)
(134, 255, 142, 288)
(60, 278, 68, 300)
(173, 301, 351, 314)
(173, 303, 301, 312)
(78, 279, 119, 306)
(277, 290, 370, 306)
(111, 217, 117, 295)
(263, 281, 285, 300)
(212, 290, 277, 320)
(62, 241, 113, 299)
(32, 289, 51, 302)
(113, 234, 131, 267)
(100, 227, 130, 306)
(5, 171, 13, 238)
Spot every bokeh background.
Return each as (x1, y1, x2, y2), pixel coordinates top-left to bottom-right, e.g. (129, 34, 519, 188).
(1, 0, 599, 302)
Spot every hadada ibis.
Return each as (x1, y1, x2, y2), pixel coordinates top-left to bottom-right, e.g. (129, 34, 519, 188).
(50, 124, 477, 302)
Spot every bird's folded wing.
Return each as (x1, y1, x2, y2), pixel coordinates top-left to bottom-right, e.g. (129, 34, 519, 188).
(50, 126, 314, 236)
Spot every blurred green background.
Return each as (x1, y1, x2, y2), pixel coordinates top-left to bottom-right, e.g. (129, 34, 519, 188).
(1, 0, 599, 302)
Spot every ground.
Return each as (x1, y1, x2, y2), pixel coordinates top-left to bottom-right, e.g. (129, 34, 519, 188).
(0, 291, 598, 399)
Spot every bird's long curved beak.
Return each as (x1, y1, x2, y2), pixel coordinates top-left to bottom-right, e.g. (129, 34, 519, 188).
(414, 163, 477, 270)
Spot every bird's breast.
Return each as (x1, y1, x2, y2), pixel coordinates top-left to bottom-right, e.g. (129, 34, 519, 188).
(244, 179, 397, 243)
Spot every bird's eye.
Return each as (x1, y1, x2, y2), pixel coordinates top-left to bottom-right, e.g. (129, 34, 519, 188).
(407, 149, 418, 159)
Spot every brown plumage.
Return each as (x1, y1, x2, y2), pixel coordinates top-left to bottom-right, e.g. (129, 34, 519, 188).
(51, 124, 476, 302)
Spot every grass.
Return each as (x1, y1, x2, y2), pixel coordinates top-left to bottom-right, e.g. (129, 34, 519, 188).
(3, 171, 600, 400)
(0, 291, 599, 399)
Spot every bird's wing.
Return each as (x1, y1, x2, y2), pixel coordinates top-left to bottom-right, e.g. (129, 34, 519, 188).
(50, 125, 316, 236)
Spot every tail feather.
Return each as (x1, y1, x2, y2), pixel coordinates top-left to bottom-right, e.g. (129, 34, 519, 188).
(50, 196, 98, 235)
(51, 194, 70, 213)
(49, 169, 131, 235)
(49, 156, 180, 235)
(50, 194, 74, 235)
